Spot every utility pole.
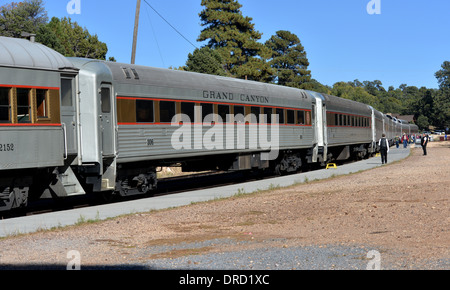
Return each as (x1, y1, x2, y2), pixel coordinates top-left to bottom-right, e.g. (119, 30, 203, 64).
(131, 0, 141, 64)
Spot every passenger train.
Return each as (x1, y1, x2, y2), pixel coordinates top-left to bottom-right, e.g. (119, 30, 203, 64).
(0, 36, 418, 211)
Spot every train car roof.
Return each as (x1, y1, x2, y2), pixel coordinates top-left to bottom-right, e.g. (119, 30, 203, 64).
(71, 59, 313, 102)
(321, 93, 372, 115)
(0, 36, 75, 71)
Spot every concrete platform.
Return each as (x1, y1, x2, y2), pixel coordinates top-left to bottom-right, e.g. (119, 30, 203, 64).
(0, 147, 411, 238)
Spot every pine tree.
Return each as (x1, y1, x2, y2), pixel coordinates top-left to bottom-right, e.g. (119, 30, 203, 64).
(0, 0, 48, 37)
(265, 30, 311, 88)
(184, 46, 227, 76)
(197, 0, 274, 82)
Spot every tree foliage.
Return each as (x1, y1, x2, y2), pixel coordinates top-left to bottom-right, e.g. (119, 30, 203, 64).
(435, 61, 450, 89)
(184, 46, 227, 76)
(36, 17, 108, 60)
(0, 1, 108, 60)
(197, 0, 274, 82)
(0, 0, 48, 37)
(265, 30, 311, 88)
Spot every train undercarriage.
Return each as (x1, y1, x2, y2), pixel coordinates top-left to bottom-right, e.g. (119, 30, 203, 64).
(0, 143, 377, 212)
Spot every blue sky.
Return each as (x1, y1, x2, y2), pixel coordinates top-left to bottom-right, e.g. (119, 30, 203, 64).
(27, 1, 450, 89)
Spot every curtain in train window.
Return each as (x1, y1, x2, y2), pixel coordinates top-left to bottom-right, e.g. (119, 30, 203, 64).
(0, 87, 11, 123)
(36, 89, 49, 119)
(17, 88, 31, 123)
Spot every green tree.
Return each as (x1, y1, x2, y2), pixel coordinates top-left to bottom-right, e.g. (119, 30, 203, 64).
(265, 30, 311, 88)
(432, 88, 450, 128)
(197, 0, 274, 81)
(300, 79, 331, 94)
(0, 0, 48, 37)
(331, 81, 379, 109)
(435, 61, 450, 89)
(434, 62, 450, 128)
(416, 115, 430, 130)
(184, 46, 227, 76)
(36, 17, 108, 60)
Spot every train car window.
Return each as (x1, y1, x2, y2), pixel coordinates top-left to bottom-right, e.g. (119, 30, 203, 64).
(0, 87, 11, 123)
(250, 107, 260, 123)
(160, 101, 176, 123)
(297, 110, 305, 125)
(234, 105, 245, 123)
(200, 103, 213, 122)
(61, 79, 73, 107)
(136, 99, 154, 123)
(287, 110, 295, 124)
(101, 88, 111, 113)
(181, 102, 195, 123)
(276, 108, 285, 124)
(263, 107, 272, 124)
(36, 89, 49, 118)
(218, 105, 230, 123)
(17, 88, 31, 123)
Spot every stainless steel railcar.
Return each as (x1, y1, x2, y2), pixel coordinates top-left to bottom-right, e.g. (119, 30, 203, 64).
(323, 94, 374, 161)
(69, 58, 322, 196)
(0, 37, 81, 211)
(0, 36, 420, 211)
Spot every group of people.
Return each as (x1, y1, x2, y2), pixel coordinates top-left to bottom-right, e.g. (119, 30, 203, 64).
(394, 133, 415, 148)
(378, 133, 429, 164)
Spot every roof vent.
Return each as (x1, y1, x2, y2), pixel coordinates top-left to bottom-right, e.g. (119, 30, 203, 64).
(130, 68, 140, 80)
(122, 68, 131, 79)
(21, 32, 36, 43)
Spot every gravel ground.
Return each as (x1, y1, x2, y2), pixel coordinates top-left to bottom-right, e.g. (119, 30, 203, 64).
(0, 142, 448, 270)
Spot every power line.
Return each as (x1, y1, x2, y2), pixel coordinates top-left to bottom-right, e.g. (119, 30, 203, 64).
(144, 5, 166, 67)
(142, 0, 198, 50)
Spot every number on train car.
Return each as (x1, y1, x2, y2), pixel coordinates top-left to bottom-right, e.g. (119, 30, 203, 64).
(0, 143, 15, 152)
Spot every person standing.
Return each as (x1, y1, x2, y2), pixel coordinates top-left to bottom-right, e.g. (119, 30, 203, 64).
(402, 133, 408, 148)
(421, 133, 429, 156)
(379, 134, 389, 164)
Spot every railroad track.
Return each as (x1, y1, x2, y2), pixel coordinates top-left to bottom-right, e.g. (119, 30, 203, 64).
(0, 156, 366, 221)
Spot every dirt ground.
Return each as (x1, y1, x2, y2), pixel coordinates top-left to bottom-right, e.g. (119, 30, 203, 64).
(0, 142, 449, 269)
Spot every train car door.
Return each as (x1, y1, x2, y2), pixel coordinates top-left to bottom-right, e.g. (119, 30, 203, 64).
(309, 92, 327, 163)
(60, 75, 78, 159)
(99, 84, 116, 157)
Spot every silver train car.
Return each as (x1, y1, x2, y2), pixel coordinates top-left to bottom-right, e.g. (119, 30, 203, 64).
(0, 37, 419, 211)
